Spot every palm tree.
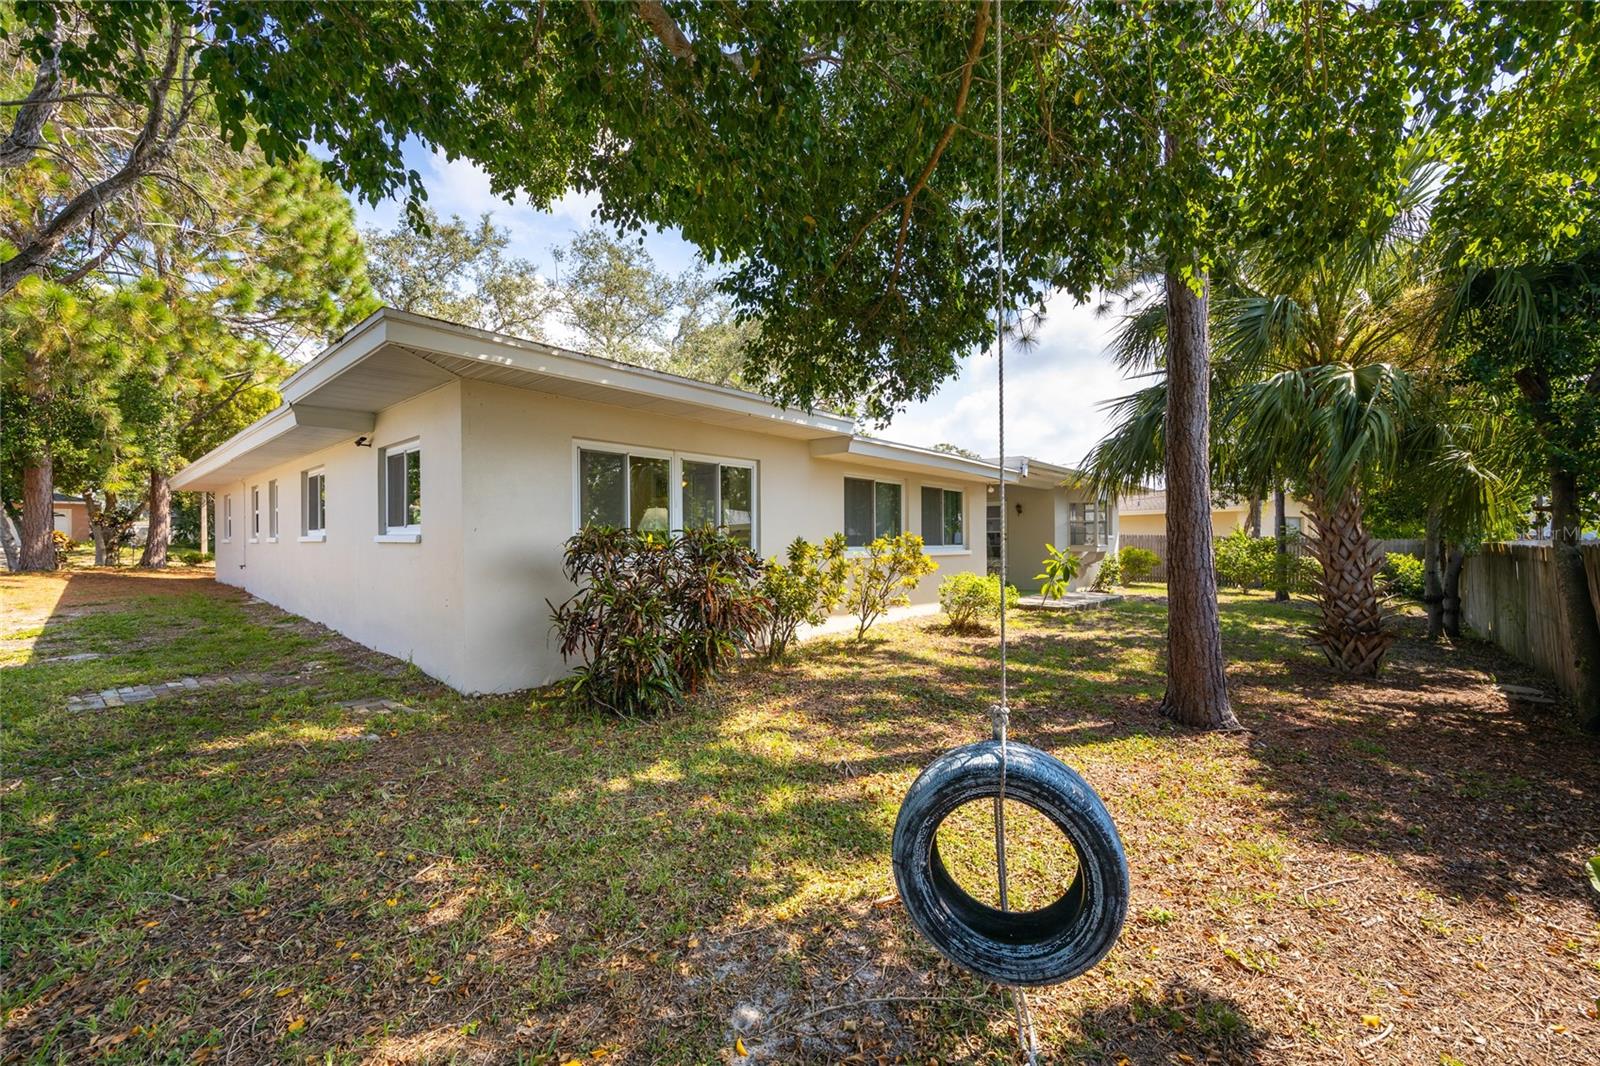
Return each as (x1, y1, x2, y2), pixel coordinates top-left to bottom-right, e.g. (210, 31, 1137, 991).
(1089, 153, 1440, 676)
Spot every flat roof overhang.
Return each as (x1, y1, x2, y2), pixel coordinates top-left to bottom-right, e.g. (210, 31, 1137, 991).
(809, 436, 1011, 483)
(174, 309, 857, 492)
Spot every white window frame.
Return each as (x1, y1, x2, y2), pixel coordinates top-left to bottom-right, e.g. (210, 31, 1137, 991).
(249, 485, 261, 543)
(918, 483, 969, 555)
(842, 475, 906, 551)
(376, 438, 422, 543)
(571, 439, 759, 551)
(222, 494, 233, 543)
(1068, 496, 1111, 550)
(300, 467, 326, 542)
(267, 479, 279, 541)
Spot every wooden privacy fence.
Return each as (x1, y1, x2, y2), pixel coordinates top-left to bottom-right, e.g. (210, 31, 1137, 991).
(1460, 542, 1600, 702)
(1114, 533, 1424, 582)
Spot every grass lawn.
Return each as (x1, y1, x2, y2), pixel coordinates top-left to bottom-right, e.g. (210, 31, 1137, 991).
(2, 570, 1597, 1064)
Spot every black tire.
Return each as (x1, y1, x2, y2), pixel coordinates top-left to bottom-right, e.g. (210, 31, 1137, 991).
(891, 740, 1129, 987)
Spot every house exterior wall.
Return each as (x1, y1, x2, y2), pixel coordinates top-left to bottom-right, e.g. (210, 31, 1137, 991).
(52, 501, 91, 540)
(455, 379, 987, 692)
(210, 382, 469, 687)
(1119, 496, 1308, 538)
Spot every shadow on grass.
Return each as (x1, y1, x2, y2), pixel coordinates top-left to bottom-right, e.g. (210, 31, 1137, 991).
(1066, 978, 1270, 1063)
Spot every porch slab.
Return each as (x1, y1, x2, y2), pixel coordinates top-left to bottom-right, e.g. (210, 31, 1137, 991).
(1016, 592, 1123, 611)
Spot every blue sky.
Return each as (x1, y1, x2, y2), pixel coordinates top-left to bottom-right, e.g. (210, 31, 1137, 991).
(350, 143, 1139, 467)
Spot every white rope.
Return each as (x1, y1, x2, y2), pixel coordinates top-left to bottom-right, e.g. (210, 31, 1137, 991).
(989, 3, 1038, 1063)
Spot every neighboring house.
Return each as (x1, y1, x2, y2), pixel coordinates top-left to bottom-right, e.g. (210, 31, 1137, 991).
(51, 494, 91, 540)
(173, 309, 1113, 694)
(1116, 489, 1308, 539)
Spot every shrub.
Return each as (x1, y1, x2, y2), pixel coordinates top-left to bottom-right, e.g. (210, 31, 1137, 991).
(939, 572, 1019, 629)
(177, 550, 213, 566)
(50, 531, 77, 566)
(1118, 546, 1159, 583)
(548, 526, 768, 716)
(1089, 551, 1121, 592)
(846, 532, 938, 639)
(1380, 552, 1426, 599)
(1035, 542, 1081, 600)
(1213, 529, 1274, 591)
(759, 534, 850, 659)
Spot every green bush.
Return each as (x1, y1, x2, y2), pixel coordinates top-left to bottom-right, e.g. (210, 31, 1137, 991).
(759, 534, 850, 658)
(1089, 552, 1122, 592)
(939, 572, 1019, 629)
(1118, 546, 1159, 583)
(177, 550, 213, 566)
(1215, 529, 1321, 594)
(549, 526, 768, 716)
(1380, 552, 1426, 599)
(50, 530, 77, 566)
(846, 532, 938, 639)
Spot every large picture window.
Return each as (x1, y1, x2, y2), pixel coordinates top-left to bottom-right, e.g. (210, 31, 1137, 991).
(577, 444, 756, 546)
(303, 468, 326, 536)
(382, 440, 422, 535)
(920, 486, 965, 548)
(844, 477, 902, 547)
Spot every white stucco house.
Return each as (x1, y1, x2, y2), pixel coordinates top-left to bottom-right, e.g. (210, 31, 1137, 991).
(173, 309, 1115, 693)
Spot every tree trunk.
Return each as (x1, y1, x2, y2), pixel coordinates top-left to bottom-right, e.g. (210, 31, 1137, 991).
(1273, 486, 1289, 602)
(139, 469, 171, 569)
(0, 503, 20, 571)
(1160, 270, 1239, 730)
(1247, 496, 1262, 537)
(1423, 505, 1444, 640)
(1441, 542, 1465, 639)
(18, 454, 56, 570)
(1305, 483, 1392, 676)
(1548, 464, 1600, 731)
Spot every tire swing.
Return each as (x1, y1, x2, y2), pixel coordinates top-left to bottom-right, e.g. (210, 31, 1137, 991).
(889, 3, 1129, 1057)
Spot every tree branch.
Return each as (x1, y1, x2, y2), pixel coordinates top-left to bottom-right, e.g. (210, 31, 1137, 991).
(637, 1, 695, 62)
(0, 29, 63, 168)
(0, 30, 184, 295)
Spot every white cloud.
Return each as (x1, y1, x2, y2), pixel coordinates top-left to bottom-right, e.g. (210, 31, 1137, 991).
(885, 291, 1141, 467)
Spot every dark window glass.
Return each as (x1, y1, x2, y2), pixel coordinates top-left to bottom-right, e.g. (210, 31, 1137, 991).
(579, 449, 626, 527)
(681, 460, 719, 530)
(875, 482, 901, 539)
(630, 456, 670, 533)
(921, 487, 945, 547)
(721, 465, 752, 546)
(844, 477, 874, 546)
(385, 451, 406, 529)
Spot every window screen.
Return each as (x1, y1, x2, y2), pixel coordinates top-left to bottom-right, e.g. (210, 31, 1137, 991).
(681, 460, 720, 530)
(383, 444, 421, 531)
(844, 477, 875, 546)
(268, 480, 279, 538)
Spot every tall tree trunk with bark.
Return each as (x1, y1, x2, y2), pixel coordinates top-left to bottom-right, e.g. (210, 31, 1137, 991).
(1548, 464, 1600, 731)
(1441, 542, 1465, 639)
(1305, 483, 1392, 675)
(139, 469, 171, 568)
(18, 454, 56, 570)
(1423, 505, 1445, 640)
(1247, 495, 1262, 537)
(1160, 271, 1239, 730)
(1273, 486, 1289, 602)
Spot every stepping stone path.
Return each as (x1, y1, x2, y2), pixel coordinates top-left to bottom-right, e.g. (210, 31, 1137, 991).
(65, 672, 285, 713)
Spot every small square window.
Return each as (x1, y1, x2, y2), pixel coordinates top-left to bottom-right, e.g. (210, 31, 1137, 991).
(845, 477, 901, 546)
(921, 487, 964, 547)
(381, 442, 421, 534)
